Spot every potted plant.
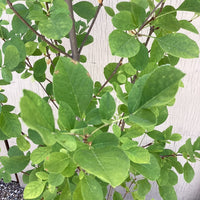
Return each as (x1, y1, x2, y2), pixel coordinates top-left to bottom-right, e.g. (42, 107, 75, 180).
(0, 0, 200, 199)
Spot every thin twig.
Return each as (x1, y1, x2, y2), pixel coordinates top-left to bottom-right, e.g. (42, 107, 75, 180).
(78, 1, 103, 54)
(38, 82, 58, 109)
(137, 0, 165, 34)
(65, 0, 79, 61)
(98, 57, 124, 93)
(6, 0, 72, 58)
(123, 180, 135, 199)
(107, 185, 113, 200)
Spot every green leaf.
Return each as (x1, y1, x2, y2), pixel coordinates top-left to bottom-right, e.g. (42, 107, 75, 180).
(178, 0, 200, 13)
(0, 49, 2, 66)
(58, 101, 76, 131)
(168, 170, 178, 185)
(0, 93, 7, 103)
(156, 33, 199, 58)
(99, 92, 116, 120)
(104, 6, 115, 17)
(74, 146, 130, 187)
(129, 109, 157, 129)
(1, 171, 11, 183)
(59, 179, 72, 200)
(36, 172, 49, 180)
(81, 176, 104, 200)
(23, 181, 45, 199)
(112, 124, 121, 137)
(109, 30, 140, 57)
(30, 146, 51, 164)
(125, 146, 150, 164)
(77, 33, 94, 48)
(86, 108, 102, 125)
(0, 153, 30, 174)
(179, 20, 199, 34)
(170, 133, 182, 141)
(4, 45, 20, 70)
(131, 154, 160, 181)
(25, 41, 38, 55)
(38, 0, 72, 40)
(44, 152, 69, 173)
(1, 67, 12, 82)
(92, 132, 119, 148)
(33, 58, 47, 82)
(157, 166, 168, 186)
(185, 138, 196, 162)
(137, 179, 151, 197)
(124, 124, 145, 138)
(147, 130, 165, 141)
(73, 1, 96, 22)
(0, 111, 21, 138)
(48, 173, 65, 186)
(116, 2, 146, 27)
(129, 66, 185, 113)
(73, 182, 84, 200)
(8, 146, 23, 157)
(20, 90, 55, 146)
(129, 43, 149, 71)
(113, 191, 123, 200)
(55, 133, 77, 152)
(28, 129, 44, 145)
(156, 106, 168, 125)
(17, 135, 30, 151)
(150, 40, 164, 63)
(159, 185, 177, 200)
(53, 57, 93, 117)
(112, 11, 136, 30)
(154, 6, 180, 32)
(131, 0, 148, 9)
(3, 37, 26, 63)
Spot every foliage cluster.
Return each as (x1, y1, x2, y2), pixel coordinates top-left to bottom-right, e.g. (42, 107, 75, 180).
(0, 0, 200, 199)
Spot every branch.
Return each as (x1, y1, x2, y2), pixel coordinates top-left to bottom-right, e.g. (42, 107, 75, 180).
(137, 0, 165, 34)
(6, 0, 72, 58)
(78, 1, 103, 54)
(98, 57, 124, 93)
(65, 0, 79, 61)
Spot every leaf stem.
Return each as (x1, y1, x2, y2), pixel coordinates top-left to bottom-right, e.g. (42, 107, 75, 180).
(78, 1, 103, 54)
(65, 0, 79, 61)
(6, 0, 72, 58)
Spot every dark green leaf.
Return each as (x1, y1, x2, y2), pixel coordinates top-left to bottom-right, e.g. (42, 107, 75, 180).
(178, 0, 200, 13)
(28, 129, 44, 145)
(156, 33, 199, 58)
(99, 92, 116, 120)
(104, 6, 115, 17)
(53, 57, 93, 117)
(73, 1, 96, 22)
(179, 20, 199, 34)
(129, 43, 149, 71)
(159, 185, 177, 200)
(86, 108, 102, 125)
(33, 58, 47, 82)
(20, 90, 55, 146)
(131, 154, 160, 181)
(112, 11, 136, 30)
(1, 67, 12, 82)
(0, 153, 30, 174)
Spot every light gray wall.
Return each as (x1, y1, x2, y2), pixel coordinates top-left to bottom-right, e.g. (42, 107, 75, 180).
(0, 0, 200, 199)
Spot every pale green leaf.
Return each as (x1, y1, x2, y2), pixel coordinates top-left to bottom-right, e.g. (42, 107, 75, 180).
(24, 181, 45, 199)
(178, 0, 200, 13)
(125, 146, 150, 164)
(44, 152, 69, 173)
(74, 146, 130, 187)
(17, 135, 30, 151)
(48, 173, 65, 186)
(179, 20, 199, 34)
(109, 30, 140, 57)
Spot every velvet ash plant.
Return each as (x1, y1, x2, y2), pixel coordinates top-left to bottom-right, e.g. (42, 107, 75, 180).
(0, 0, 200, 199)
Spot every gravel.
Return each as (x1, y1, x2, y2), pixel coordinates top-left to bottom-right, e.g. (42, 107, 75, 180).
(0, 180, 24, 200)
